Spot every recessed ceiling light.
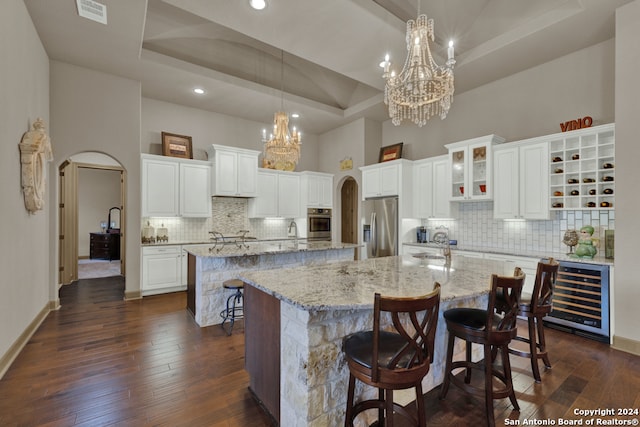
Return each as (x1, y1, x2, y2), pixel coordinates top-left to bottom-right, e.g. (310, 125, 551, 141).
(193, 88, 205, 95)
(291, 113, 300, 118)
(249, 0, 266, 10)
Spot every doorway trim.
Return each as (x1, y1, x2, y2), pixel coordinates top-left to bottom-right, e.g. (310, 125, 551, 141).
(58, 156, 126, 286)
(338, 175, 359, 259)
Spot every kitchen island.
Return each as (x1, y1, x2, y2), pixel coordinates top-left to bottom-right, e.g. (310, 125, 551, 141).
(185, 240, 358, 327)
(239, 254, 508, 426)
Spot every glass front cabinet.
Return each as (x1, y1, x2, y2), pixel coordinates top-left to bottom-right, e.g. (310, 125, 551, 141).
(445, 135, 505, 201)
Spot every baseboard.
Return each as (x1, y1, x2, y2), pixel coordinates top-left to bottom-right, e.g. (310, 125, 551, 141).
(0, 302, 51, 380)
(612, 335, 640, 356)
(124, 289, 142, 300)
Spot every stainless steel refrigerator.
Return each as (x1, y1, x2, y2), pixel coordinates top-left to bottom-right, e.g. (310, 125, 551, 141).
(363, 197, 398, 258)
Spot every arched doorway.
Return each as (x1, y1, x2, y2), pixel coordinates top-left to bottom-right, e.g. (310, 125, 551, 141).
(340, 177, 359, 258)
(59, 152, 126, 285)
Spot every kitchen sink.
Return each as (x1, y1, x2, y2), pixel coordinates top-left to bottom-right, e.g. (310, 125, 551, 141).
(411, 253, 445, 260)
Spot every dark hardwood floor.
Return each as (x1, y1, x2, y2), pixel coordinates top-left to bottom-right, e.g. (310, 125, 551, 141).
(1, 276, 639, 426)
(0, 277, 272, 427)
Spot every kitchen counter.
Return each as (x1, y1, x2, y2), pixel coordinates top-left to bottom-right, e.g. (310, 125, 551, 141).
(186, 240, 359, 258)
(403, 242, 614, 265)
(184, 241, 357, 327)
(239, 254, 506, 426)
(240, 252, 502, 310)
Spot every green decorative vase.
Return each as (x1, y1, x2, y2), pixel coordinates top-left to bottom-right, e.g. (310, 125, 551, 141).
(573, 225, 597, 259)
(574, 240, 597, 259)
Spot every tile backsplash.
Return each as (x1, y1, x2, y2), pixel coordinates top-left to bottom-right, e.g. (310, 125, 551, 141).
(424, 201, 614, 253)
(142, 197, 292, 242)
(143, 198, 614, 253)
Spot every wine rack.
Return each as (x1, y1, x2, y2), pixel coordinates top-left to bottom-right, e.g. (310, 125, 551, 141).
(549, 123, 614, 210)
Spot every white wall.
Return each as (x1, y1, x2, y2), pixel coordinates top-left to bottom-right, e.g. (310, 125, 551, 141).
(141, 98, 320, 172)
(613, 0, 640, 351)
(50, 61, 141, 298)
(382, 38, 616, 160)
(317, 118, 382, 245)
(0, 0, 50, 366)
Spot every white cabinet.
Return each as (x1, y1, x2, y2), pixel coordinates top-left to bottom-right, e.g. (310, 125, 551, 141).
(493, 140, 549, 220)
(250, 170, 278, 217)
(142, 157, 179, 217)
(402, 244, 440, 256)
(413, 155, 453, 218)
(446, 135, 505, 201)
(207, 144, 260, 197)
(483, 253, 540, 298)
(180, 162, 212, 217)
(141, 245, 183, 296)
(360, 159, 412, 200)
(277, 172, 301, 218)
(249, 169, 300, 218)
(301, 171, 333, 208)
(413, 160, 433, 218)
(141, 155, 211, 218)
(455, 250, 485, 259)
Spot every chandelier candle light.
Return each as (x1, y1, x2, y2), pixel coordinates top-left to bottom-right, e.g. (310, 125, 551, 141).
(381, 12, 455, 126)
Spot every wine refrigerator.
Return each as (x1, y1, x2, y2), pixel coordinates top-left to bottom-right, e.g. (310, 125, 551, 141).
(543, 260, 610, 343)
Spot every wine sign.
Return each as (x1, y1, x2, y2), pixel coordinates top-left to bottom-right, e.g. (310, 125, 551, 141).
(560, 116, 593, 132)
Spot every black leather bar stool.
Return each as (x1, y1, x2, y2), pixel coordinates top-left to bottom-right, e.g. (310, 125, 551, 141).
(509, 258, 559, 382)
(343, 283, 441, 427)
(439, 270, 525, 427)
(220, 279, 244, 335)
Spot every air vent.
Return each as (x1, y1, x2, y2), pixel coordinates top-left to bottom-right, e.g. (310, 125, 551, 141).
(76, 0, 107, 25)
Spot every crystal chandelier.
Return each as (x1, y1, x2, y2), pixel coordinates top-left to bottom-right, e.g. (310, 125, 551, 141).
(262, 111, 301, 167)
(262, 51, 302, 170)
(381, 12, 456, 127)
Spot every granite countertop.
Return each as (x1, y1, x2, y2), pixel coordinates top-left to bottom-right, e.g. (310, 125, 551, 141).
(402, 242, 614, 266)
(184, 240, 360, 258)
(142, 240, 213, 246)
(239, 254, 506, 311)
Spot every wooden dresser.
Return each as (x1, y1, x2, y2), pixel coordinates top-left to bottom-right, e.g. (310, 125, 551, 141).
(89, 232, 120, 261)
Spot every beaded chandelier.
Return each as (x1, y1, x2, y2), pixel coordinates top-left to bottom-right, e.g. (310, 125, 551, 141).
(381, 13, 456, 127)
(262, 50, 301, 169)
(263, 111, 301, 167)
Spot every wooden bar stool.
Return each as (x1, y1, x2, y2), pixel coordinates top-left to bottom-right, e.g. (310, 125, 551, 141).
(220, 279, 244, 335)
(509, 258, 559, 382)
(343, 283, 441, 427)
(439, 270, 525, 427)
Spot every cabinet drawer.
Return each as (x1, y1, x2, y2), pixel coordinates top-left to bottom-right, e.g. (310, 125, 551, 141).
(90, 234, 110, 243)
(142, 245, 181, 256)
(91, 242, 111, 248)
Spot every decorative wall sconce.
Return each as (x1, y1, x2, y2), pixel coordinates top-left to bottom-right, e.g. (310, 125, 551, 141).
(19, 118, 53, 214)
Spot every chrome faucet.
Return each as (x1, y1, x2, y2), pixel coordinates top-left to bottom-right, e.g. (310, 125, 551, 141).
(288, 220, 299, 245)
(442, 239, 452, 261)
(433, 227, 451, 261)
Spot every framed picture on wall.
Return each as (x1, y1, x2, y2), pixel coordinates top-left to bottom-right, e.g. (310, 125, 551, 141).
(378, 142, 403, 163)
(161, 132, 193, 159)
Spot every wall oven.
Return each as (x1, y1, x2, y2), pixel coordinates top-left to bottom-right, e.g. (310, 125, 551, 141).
(307, 208, 331, 241)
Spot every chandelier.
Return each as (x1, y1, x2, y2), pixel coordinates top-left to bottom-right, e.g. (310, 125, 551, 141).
(262, 51, 302, 170)
(381, 13, 455, 126)
(262, 111, 301, 169)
